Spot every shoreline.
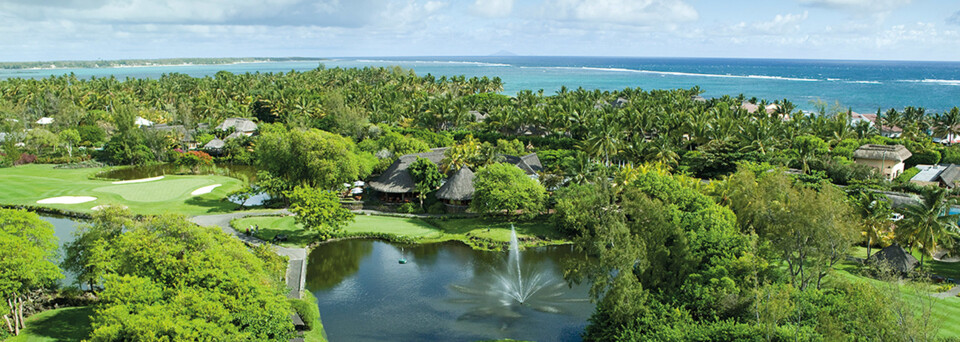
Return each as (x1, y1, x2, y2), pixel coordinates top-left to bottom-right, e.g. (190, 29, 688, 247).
(2, 59, 326, 71)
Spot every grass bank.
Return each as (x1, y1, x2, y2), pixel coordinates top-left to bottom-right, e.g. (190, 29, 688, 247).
(0, 164, 243, 216)
(841, 247, 960, 338)
(233, 214, 567, 250)
(6, 306, 93, 342)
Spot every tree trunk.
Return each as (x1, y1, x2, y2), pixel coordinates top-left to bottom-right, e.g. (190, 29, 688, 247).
(2, 314, 12, 334)
(920, 252, 925, 269)
(16, 297, 24, 334)
(866, 237, 873, 260)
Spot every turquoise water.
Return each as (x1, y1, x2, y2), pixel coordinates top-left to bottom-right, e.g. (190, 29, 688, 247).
(2, 57, 959, 113)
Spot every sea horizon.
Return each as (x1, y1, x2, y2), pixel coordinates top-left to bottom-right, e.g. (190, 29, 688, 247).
(2, 56, 958, 114)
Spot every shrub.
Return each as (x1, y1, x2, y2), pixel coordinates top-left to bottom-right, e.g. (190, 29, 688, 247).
(289, 291, 321, 331)
(427, 202, 446, 214)
(14, 153, 37, 165)
(397, 202, 420, 214)
(905, 149, 941, 167)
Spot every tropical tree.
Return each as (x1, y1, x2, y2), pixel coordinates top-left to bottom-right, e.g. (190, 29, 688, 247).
(897, 187, 960, 267)
(286, 185, 355, 240)
(471, 163, 547, 219)
(0, 209, 61, 336)
(408, 157, 443, 208)
(853, 191, 893, 259)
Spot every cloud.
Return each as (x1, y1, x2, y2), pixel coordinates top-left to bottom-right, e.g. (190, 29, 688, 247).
(753, 12, 809, 34)
(543, 0, 698, 25)
(472, 0, 513, 17)
(948, 10, 960, 25)
(0, 0, 444, 28)
(798, 0, 912, 13)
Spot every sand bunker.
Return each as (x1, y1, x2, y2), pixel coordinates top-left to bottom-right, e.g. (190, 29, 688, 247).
(37, 196, 97, 204)
(191, 184, 222, 196)
(91, 205, 128, 211)
(111, 176, 164, 184)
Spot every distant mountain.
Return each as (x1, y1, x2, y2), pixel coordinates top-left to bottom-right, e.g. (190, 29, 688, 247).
(489, 50, 518, 57)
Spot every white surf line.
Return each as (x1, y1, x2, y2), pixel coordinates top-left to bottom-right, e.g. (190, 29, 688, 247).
(191, 184, 222, 196)
(112, 176, 164, 184)
(37, 196, 97, 204)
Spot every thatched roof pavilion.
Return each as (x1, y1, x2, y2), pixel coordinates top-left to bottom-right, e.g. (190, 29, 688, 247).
(436, 167, 475, 201)
(868, 244, 918, 273)
(852, 144, 912, 162)
(369, 148, 448, 194)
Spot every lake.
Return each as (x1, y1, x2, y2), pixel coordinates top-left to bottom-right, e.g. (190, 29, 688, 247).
(305, 239, 594, 342)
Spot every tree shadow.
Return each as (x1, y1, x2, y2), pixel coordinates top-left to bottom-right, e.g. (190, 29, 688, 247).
(23, 306, 94, 341)
(184, 197, 239, 213)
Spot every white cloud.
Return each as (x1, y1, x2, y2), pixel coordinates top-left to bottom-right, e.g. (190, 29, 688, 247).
(543, 0, 698, 25)
(753, 12, 809, 34)
(798, 0, 912, 13)
(472, 0, 513, 18)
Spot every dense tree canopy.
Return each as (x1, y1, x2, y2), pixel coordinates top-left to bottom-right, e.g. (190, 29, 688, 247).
(0, 209, 61, 336)
(255, 124, 375, 191)
(470, 162, 546, 218)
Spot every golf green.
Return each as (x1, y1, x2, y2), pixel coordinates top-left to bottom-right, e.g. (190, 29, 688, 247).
(0, 164, 243, 216)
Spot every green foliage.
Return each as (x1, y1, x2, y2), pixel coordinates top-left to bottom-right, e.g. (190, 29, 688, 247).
(427, 202, 446, 214)
(397, 202, 422, 214)
(256, 124, 372, 190)
(358, 129, 430, 172)
(81, 214, 293, 341)
(470, 163, 546, 219)
(897, 167, 921, 183)
(62, 207, 131, 290)
(0, 209, 62, 335)
(285, 185, 355, 240)
(289, 291, 322, 332)
(101, 130, 155, 165)
(942, 145, 960, 164)
(77, 125, 106, 146)
(408, 157, 443, 207)
(906, 148, 941, 167)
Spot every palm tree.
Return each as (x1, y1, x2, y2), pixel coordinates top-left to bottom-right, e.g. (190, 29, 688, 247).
(854, 191, 893, 259)
(934, 107, 960, 144)
(897, 187, 960, 267)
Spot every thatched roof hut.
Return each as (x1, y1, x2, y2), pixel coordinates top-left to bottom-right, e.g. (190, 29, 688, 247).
(939, 164, 960, 188)
(216, 118, 258, 133)
(869, 244, 918, 273)
(436, 167, 475, 201)
(369, 148, 448, 194)
(852, 144, 912, 162)
(204, 138, 225, 150)
(502, 153, 543, 176)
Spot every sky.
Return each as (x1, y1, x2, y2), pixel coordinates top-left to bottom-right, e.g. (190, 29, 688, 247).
(1, 0, 959, 62)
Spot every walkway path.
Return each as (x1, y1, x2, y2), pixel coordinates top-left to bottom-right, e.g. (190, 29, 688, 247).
(190, 210, 306, 299)
(933, 285, 960, 299)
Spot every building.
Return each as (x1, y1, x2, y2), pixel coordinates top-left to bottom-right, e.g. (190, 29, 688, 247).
(135, 116, 155, 127)
(369, 148, 542, 203)
(852, 144, 912, 180)
(35, 117, 53, 125)
(849, 112, 903, 138)
(868, 244, 918, 274)
(910, 164, 960, 189)
(216, 118, 258, 136)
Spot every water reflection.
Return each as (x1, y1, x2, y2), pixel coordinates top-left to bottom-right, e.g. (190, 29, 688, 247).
(39, 214, 82, 287)
(306, 239, 593, 342)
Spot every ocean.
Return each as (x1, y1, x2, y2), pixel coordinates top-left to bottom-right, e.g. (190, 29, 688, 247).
(2, 56, 958, 113)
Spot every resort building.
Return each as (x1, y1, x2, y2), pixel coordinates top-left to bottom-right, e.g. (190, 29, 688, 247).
(35, 117, 53, 125)
(909, 164, 960, 188)
(135, 116, 155, 127)
(369, 148, 542, 204)
(216, 118, 258, 136)
(868, 244, 918, 274)
(852, 144, 912, 180)
(848, 112, 903, 138)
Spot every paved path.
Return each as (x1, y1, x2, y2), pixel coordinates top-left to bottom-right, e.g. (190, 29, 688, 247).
(190, 210, 306, 299)
(933, 285, 960, 298)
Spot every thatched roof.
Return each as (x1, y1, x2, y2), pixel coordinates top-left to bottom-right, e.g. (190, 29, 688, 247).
(500, 153, 543, 176)
(939, 164, 960, 188)
(436, 167, 475, 201)
(852, 144, 912, 162)
(691, 95, 707, 103)
(224, 131, 245, 141)
(216, 118, 257, 133)
(469, 110, 488, 122)
(204, 138, 225, 150)
(868, 244, 918, 273)
(369, 148, 448, 193)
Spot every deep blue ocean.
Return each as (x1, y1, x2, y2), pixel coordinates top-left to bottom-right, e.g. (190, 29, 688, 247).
(2, 56, 958, 113)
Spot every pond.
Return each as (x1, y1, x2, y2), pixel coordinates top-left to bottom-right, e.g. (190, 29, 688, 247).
(96, 163, 258, 182)
(39, 214, 83, 287)
(306, 239, 595, 342)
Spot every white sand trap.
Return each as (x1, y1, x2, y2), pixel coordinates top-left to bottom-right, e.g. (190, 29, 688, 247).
(191, 184, 222, 196)
(111, 176, 164, 184)
(91, 205, 128, 211)
(37, 196, 97, 204)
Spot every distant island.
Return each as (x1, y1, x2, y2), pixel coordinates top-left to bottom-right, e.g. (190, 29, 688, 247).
(0, 57, 324, 70)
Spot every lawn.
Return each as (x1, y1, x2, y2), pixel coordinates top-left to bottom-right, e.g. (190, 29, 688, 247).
(7, 306, 93, 342)
(842, 247, 960, 338)
(233, 214, 566, 248)
(0, 164, 244, 216)
(850, 246, 960, 281)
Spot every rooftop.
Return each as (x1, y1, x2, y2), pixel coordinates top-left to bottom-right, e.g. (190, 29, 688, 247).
(852, 144, 912, 162)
